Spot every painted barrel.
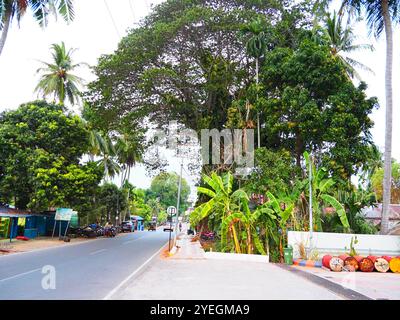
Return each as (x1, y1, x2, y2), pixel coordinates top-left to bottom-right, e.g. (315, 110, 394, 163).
(322, 255, 333, 269)
(389, 257, 400, 273)
(374, 258, 390, 273)
(382, 256, 392, 263)
(339, 254, 349, 262)
(354, 255, 364, 263)
(344, 256, 359, 271)
(367, 255, 377, 264)
(329, 257, 344, 272)
(359, 257, 374, 272)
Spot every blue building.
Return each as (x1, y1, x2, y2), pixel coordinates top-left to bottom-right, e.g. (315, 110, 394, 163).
(130, 215, 144, 231)
(0, 206, 67, 240)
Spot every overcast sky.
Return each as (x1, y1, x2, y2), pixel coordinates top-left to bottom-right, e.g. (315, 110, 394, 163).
(0, 0, 399, 201)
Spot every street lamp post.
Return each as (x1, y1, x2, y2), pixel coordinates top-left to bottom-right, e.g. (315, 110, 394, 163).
(174, 159, 183, 245)
(309, 153, 313, 254)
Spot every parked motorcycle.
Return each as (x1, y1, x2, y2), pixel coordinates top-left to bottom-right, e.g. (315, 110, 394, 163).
(200, 231, 215, 241)
(104, 226, 116, 237)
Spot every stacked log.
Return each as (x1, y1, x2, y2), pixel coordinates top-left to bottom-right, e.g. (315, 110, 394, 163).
(358, 257, 374, 272)
(389, 257, 400, 273)
(329, 257, 344, 272)
(344, 256, 359, 272)
(374, 258, 390, 273)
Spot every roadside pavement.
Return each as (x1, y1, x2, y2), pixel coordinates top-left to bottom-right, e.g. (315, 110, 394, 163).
(112, 235, 343, 300)
(292, 265, 400, 300)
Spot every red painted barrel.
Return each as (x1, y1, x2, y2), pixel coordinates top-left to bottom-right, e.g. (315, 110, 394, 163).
(354, 255, 364, 263)
(344, 256, 359, 271)
(359, 257, 374, 272)
(382, 256, 392, 263)
(322, 255, 332, 269)
(339, 254, 349, 261)
(367, 255, 377, 264)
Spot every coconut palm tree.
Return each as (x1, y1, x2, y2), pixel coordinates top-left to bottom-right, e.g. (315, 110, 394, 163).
(338, 0, 399, 234)
(314, 11, 374, 79)
(115, 134, 143, 188)
(0, 0, 74, 56)
(95, 134, 120, 182)
(35, 41, 86, 106)
(115, 133, 143, 222)
(241, 17, 267, 148)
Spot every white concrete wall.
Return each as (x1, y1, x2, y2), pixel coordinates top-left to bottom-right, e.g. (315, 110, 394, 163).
(288, 231, 400, 259)
(205, 252, 270, 263)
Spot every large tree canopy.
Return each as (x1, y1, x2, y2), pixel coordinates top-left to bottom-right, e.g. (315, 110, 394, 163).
(258, 38, 378, 181)
(86, 0, 377, 184)
(85, 0, 312, 133)
(0, 101, 102, 211)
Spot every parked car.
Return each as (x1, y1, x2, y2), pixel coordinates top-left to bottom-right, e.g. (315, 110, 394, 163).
(121, 221, 134, 232)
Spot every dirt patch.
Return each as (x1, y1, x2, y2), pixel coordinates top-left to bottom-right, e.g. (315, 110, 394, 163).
(0, 236, 94, 255)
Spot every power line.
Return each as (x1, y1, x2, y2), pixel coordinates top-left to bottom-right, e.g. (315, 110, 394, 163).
(103, 0, 121, 38)
(128, 0, 136, 22)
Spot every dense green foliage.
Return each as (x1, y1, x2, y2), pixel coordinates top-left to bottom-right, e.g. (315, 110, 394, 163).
(147, 172, 191, 214)
(0, 101, 102, 212)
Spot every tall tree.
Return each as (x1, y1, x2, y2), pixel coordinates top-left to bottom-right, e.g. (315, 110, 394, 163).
(260, 38, 377, 180)
(0, 0, 75, 56)
(241, 17, 268, 148)
(313, 10, 374, 79)
(95, 134, 120, 182)
(35, 41, 86, 106)
(338, 0, 399, 233)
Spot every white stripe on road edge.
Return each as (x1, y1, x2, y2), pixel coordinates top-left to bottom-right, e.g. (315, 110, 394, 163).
(122, 235, 146, 245)
(90, 249, 107, 255)
(0, 268, 41, 282)
(103, 241, 168, 300)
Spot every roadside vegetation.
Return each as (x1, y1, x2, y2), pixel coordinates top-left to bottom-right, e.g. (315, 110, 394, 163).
(0, 0, 399, 260)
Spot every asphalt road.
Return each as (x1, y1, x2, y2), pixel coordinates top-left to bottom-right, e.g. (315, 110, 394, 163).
(0, 229, 170, 299)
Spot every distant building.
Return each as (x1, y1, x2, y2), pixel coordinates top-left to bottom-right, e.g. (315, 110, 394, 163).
(360, 204, 400, 234)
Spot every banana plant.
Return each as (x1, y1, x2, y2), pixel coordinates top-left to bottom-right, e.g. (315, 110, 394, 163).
(191, 171, 245, 253)
(265, 192, 295, 260)
(220, 193, 277, 255)
(304, 151, 350, 231)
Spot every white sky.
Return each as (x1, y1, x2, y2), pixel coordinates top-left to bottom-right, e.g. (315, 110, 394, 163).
(0, 0, 399, 201)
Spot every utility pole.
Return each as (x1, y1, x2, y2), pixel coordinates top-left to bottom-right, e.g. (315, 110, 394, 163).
(309, 153, 313, 253)
(174, 159, 184, 245)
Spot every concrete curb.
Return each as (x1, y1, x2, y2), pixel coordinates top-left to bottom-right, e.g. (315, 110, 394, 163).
(293, 259, 322, 268)
(277, 264, 372, 300)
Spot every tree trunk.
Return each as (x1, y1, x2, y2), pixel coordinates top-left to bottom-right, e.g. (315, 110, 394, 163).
(246, 226, 252, 254)
(0, 9, 12, 56)
(295, 132, 303, 168)
(381, 0, 393, 235)
(256, 58, 261, 149)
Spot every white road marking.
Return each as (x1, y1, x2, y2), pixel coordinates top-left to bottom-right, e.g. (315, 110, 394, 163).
(0, 268, 41, 282)
(122, 235, 146, 245)
(90, 249, 107, 255)
(103, 241, 168, 300)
